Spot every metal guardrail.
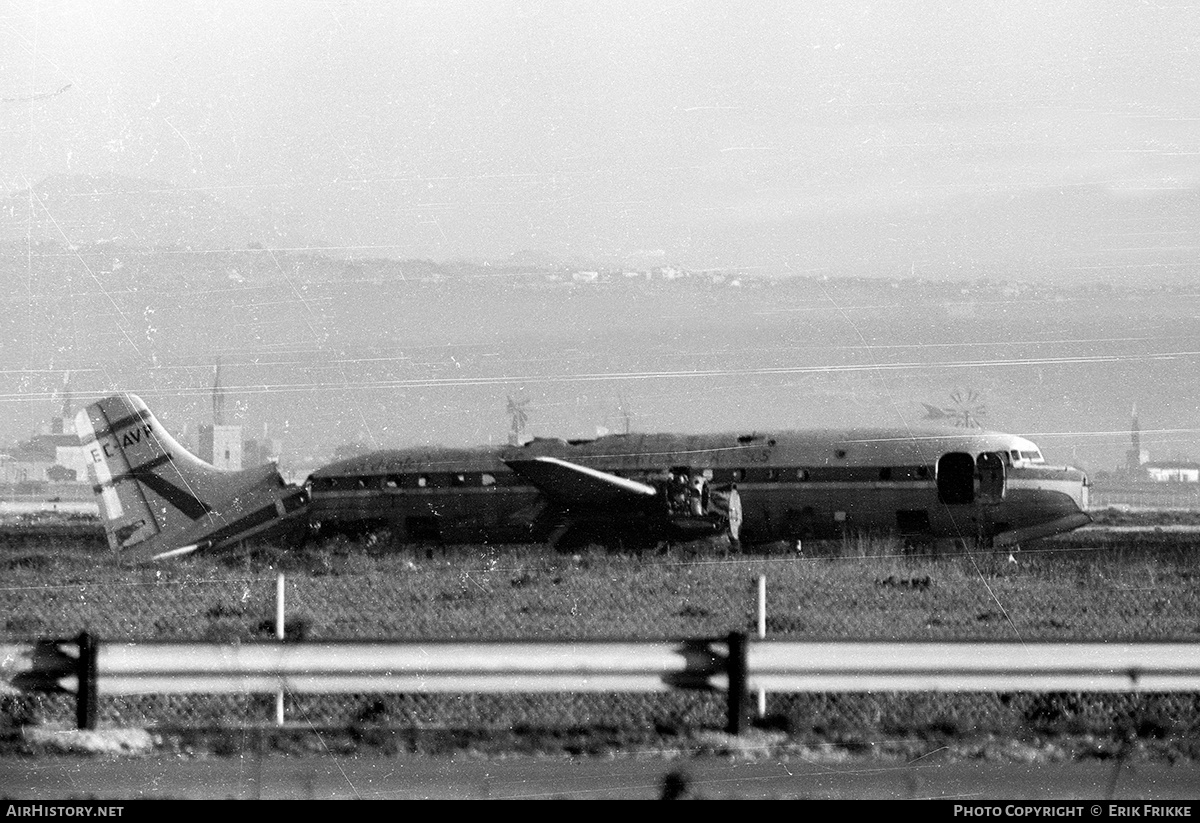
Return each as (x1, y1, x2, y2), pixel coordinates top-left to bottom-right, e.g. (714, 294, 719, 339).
(100, 639, 730, 695)
(1, 633, 98, 731)
(5, 633, 1200, 734)
(748, 641, 1200, 692)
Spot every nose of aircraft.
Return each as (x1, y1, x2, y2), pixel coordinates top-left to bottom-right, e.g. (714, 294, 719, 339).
(1061, 466, 1094, 520)
(993, 465, 1092, 547)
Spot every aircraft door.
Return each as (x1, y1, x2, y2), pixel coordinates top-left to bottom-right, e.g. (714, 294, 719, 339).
(936, 452, 975, 505)
(977, 452, 1006, 500)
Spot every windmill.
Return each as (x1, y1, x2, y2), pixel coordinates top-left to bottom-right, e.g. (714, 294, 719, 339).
(603, 394, 632, 436)
(922, 389, 987, 429)
(618, 394, 632, 434)
(506, 395, 530, 445)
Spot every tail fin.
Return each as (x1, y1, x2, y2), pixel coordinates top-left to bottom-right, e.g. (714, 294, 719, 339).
(75, 393, 309, 564)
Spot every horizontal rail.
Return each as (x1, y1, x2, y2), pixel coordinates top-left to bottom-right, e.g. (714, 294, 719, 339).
(9, 638, 1200, 695)
(7, 635, 1200, 732)
(748, 641, 1200, 692)
(99, 674, 721, 694)
(98, 640, 727, 694)
(2, 638, 729, 696)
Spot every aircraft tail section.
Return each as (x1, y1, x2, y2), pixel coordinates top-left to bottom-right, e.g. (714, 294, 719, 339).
(76, 393, 309, 564)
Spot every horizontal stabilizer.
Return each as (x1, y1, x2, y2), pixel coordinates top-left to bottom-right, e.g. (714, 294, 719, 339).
(504, 456, 657, 509)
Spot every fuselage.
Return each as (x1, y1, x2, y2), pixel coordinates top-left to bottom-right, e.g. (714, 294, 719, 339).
(305, 427, 1091, 549)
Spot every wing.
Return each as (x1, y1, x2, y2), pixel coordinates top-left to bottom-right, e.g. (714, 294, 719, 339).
(503, 456, 658, 509)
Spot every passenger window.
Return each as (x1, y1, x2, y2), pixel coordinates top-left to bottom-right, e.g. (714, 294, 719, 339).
(417, 476, 429, 488)
(481, 473, 496, 487)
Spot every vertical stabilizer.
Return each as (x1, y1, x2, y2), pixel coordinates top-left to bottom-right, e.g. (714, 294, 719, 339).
(76, 394, 309, 563)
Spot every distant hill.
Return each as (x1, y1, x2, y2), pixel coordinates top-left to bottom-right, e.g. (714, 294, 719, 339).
(678, 183, 1200, 285)
(3, 175, 1199, 287)
(0, 174, 307, 251)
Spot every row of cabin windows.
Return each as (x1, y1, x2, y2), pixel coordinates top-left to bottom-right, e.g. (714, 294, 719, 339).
(310, 464, 935, 493)
(718, 466, 932, 483)
(312, 473, 504, 491)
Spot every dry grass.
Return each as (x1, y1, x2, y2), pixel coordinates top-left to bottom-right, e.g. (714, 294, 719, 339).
(4, 532, 1200, 643)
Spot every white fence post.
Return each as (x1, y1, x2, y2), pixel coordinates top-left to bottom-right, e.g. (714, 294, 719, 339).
(275, 573, 285, 726)
(756, 576, 766, 640)
(756, 575, 766, 718)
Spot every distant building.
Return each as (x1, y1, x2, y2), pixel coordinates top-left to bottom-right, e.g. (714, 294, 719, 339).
(1144, 461, 1200, 484)
(198, 423, 243, 470)
(0, 376, 86, 484)
(0, 449, 53, 484)
(195, 359, 281, 471)
(48, 376, 86, 479)
(243, 433, 282, 467)
(54, 442, 87, 481)
(1122, 404, 1200, 482)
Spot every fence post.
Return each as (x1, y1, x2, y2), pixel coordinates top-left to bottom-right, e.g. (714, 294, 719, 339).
(276, 573, 285, 640)
(756, 575, 766, 639)
(75, 632, 98, 731)
(756, 575, 766, 718)
(725, 631, 749, 735)
(275, 573, 285, 726)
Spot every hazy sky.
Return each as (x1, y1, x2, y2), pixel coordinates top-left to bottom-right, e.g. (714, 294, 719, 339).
(3, 0, 1199, 270)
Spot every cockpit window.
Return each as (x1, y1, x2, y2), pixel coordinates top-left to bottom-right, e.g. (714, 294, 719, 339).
(1011, 449, 1045, 463)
